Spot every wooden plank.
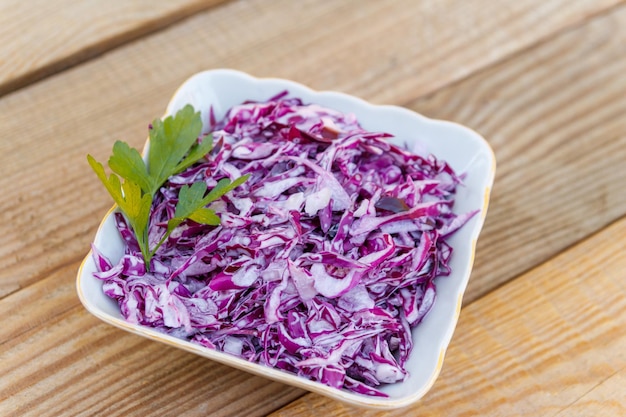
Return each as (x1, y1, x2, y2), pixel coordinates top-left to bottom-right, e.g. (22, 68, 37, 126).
(560, 372, 626, 416)
(0, 0, 621, 298)
(404, 4, 626, 303)
(0, 1, 625, 415)
(0, 0, 228, 96)
(269, 216, 626, 416)
(0, 262, 304, 416)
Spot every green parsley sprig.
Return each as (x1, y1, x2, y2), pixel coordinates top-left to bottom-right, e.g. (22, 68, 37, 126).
(88, 104, 248, 269)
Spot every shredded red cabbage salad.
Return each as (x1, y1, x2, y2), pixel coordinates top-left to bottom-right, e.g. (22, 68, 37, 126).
(92, 92, 477, 397)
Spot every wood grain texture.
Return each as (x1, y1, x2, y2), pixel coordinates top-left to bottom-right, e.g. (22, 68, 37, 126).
(406, 3, 626, 303)
(0, 261, 304, 416)
(1, 0, 625, 416)
(0, 0, 620, 298)
(559, 372, 626, 416)
(0, 0, 228, 96)
(269, 213, 626, 416)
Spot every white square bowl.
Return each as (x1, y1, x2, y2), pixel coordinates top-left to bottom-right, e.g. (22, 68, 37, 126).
(77, 69, 495, 410)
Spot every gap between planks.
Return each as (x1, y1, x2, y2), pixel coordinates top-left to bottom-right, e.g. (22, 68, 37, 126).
(396, 0, 626, 110)
(1, 1, 624, 412)
(262, 218, 626, 417)
(267, 4, 626, 413)
(0, 0, 231, 98)
(2, 0, 626, 304)
(403, 2, 626, 303)
(268, 206, 626, 416)
(2, 0, 623, 102)
(2, 0, 625, 302)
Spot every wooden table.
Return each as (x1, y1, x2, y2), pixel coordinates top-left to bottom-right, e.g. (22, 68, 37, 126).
(1, 1, 625, 415)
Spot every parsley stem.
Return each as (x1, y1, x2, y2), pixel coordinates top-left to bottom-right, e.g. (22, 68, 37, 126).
(141, 227, 152, 271)
(149, 229, 173, 260)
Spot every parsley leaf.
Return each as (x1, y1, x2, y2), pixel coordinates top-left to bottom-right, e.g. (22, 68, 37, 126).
(149, 175, 250, 258)
(174, 134, 214, 175)
(88, 105, 248, 269)
(108, 141, 153, 194)
(87, 155, 152, 261)
(174, 175, 250, 226)
(147, 105, 203, 194)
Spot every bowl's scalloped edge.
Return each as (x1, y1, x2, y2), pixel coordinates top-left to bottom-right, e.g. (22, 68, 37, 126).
(76, 68, 496, 410)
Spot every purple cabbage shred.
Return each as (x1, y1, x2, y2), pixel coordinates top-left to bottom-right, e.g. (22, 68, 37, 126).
(93, 93, 477, 397)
